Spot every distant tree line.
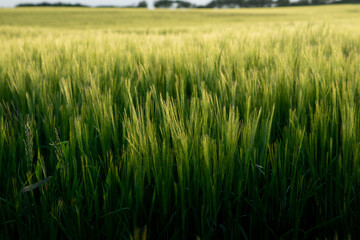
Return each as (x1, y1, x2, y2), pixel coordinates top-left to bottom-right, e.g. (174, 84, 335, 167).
(137, 0, 360, 8)
(154, 0, 194, 8)
(16, 0, 360, 8)
(16, 2, 89, 7)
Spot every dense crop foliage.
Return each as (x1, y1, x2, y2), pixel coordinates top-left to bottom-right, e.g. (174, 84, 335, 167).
(1, 5, 360, 239)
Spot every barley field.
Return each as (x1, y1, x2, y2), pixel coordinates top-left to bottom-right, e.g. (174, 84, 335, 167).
(1, 5, 360, 239)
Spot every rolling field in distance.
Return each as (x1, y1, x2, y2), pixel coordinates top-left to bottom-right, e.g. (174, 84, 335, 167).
(1, 5, 360, 239)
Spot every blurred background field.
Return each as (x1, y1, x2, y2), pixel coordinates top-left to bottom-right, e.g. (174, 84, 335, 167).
(1, 5, 360, 239)
(1, 5, 360, 29)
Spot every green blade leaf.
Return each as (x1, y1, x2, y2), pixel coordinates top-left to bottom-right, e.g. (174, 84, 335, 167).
(22, 176, 53, 193)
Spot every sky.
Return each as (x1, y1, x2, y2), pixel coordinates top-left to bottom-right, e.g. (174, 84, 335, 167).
(0, 0, 212, 8)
